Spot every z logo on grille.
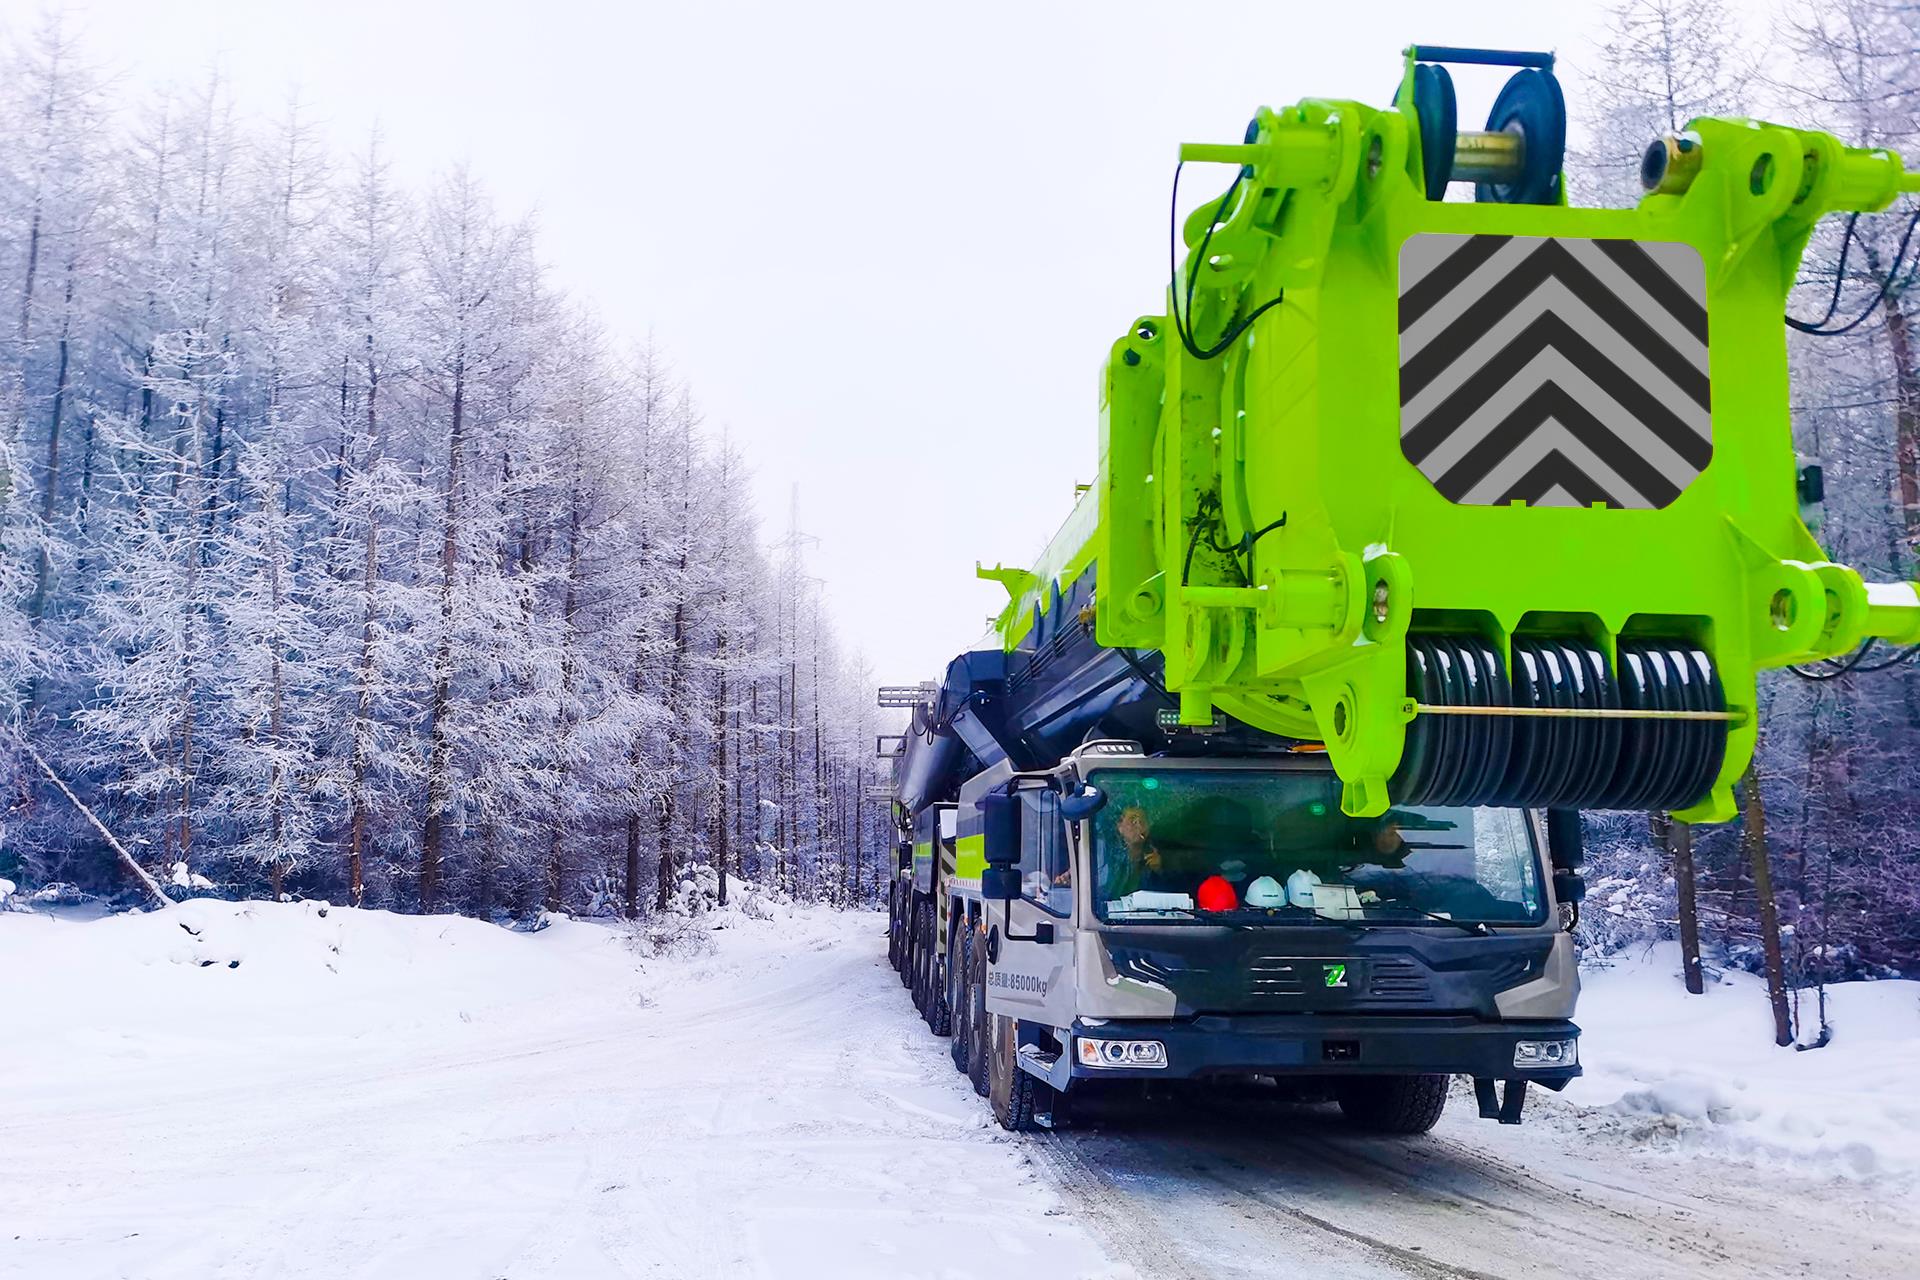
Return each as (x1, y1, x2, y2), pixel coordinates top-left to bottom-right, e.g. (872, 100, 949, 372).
(1323, 963, 1348, 989)
(1398, 233, 1711, 510)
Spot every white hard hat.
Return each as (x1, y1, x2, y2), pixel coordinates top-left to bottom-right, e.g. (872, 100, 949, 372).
(1245, 875, 1286, 909)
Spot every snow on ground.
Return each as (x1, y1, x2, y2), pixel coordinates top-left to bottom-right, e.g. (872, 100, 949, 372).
(7, 899, 1918, 1280)
(1561, 940, 1920, 1177)
(0, 897, 1125, 1280)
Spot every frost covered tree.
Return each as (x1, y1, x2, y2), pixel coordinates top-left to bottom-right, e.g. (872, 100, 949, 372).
(0, 17, 887, 917)
(1571, 0, 1754, 207)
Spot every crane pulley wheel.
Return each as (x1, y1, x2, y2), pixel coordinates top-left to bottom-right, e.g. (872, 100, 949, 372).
(1396, 63, 1459, 201)
(1474, 68, 1566, 206)
(1393, 634, 1728, 810)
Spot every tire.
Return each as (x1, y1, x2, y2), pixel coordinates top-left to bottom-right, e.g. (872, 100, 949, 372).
(949, 923, 972, 1074)
(920, 903, 937, 1012)
(926, 955, 952, 1036)
(988, 1011, 1051, 1132)
(909, 902, 930, 1011)
(926, 908, 954, 1036)
(898, 892, 915, 990)
(1334, 1074, 1449, 1135)
(966, 922, 990, 1098)
(887, 887, 902, 971)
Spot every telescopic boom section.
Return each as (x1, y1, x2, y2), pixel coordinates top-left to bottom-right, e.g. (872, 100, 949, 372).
(974, 46, 1920, 822)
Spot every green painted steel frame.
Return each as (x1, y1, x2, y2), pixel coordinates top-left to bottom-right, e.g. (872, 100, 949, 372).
(983, 48, 1920, 823)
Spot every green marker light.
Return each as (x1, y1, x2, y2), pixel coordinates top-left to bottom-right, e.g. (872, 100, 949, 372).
(1309, 801, 1327, 816)
(1143, 777, 1159, 790)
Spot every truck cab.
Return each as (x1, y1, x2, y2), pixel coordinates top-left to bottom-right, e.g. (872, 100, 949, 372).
(967, 741, 1581, 1131)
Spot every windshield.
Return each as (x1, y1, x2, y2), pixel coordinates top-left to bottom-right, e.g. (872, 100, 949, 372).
(1085, 768, 1545, 927)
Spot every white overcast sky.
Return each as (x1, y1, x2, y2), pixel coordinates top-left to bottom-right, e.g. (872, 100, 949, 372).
(52, 0, 1620, 682)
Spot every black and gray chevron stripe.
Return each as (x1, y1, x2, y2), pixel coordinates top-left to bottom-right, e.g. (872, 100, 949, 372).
(1398, 233, 1711, 510)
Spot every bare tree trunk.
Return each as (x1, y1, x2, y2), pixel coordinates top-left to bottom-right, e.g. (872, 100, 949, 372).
(625, 811, 641, 919)
(1670, 819, 1704, 995)
(175, 383, 208, 873)
(715, 634, 730, 909)
(346, 311, 384, 909)
(1742, 765, 1794, 1046)
(18, 207, 41, 344)
(348, 505, 377, 908)
(267, 483, 287, 893)
(29, 263, 74, 632)
(625, 637, 645, 919)
(546, 489, 583, 914)
(475, 822, 497, 919)
(1877, 270, 1920, 556)
(24, 740, 171, 909)
(421, 350, 466, 912)
(655, 598, 687, 913)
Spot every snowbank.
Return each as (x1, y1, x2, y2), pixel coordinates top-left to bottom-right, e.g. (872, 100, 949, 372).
(1564, 941, 1920, 1177)
(0, 896, 1118, 1279)
(0, 898, 640, 1089)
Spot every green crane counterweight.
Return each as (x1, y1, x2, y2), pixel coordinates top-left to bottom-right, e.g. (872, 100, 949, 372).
(988, 45, 1920, 822)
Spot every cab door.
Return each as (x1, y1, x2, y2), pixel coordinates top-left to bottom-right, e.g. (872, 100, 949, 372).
(984, 787, 1077, 1029)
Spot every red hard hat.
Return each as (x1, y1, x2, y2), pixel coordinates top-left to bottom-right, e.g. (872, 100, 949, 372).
(1196, 874, 1238, 912)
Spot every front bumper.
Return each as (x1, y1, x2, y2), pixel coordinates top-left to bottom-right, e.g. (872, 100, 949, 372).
(1068, 1014, 1581, 1084)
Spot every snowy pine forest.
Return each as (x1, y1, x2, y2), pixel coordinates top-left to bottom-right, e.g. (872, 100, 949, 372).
(0, 16, 889, 919)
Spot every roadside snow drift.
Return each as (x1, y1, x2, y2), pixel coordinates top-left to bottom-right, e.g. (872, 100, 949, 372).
(1565, 941, 1920, 1176)
(0, 898, 1122, 1280)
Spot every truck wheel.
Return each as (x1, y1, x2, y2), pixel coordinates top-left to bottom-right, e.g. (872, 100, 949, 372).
(926, 909, 954, 1036)
(897, 892, 914, 989)
(1335, 1075, 1449, 1135)
(966, 924, 990, 1098)
(892, 889, 906, 973)
(887, 889, 901, 971)
(949, 926, 972, 1073)
(988, 1012, 1051, 1132)
(909, 902, 930, 1011)
(920, 904, 938, 1012)
(926, 943, 952, 1037)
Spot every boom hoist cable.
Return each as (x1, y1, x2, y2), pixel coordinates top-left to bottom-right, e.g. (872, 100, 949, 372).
(1785, 205, 1920, 336)
(1778, 198, 1920, 679)
(1789, 639, 1920, 681)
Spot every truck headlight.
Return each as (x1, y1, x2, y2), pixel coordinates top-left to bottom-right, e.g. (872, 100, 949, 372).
(1076, 1037, 1167, 1069)
(1513, 1038, 1578, 1069)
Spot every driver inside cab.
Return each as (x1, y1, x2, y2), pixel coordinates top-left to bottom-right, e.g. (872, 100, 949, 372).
(1090, 803, 1167, 898)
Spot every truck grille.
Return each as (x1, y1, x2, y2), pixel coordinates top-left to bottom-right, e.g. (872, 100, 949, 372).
(1246, 957, 1307, 999)
(1366, 956, 1433, 1004)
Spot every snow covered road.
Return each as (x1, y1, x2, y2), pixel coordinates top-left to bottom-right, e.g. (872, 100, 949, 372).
(4, 899, 1916, 1279)
(0, 900, 1114, 1279)
(1035, 1082, 1918, 1279)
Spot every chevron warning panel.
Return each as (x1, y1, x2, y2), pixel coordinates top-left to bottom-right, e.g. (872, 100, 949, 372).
(1398, 233, 1711, 510)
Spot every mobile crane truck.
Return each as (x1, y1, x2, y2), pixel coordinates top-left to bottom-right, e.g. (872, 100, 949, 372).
(882, 44, 1920, 1134)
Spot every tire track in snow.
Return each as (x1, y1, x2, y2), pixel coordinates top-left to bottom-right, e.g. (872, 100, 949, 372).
(1030, 1132, 1209, 1280)
(1023, 1083, 1917, 1280)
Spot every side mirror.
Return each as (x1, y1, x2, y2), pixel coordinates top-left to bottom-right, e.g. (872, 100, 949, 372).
(895, 840, 911, 871)
(982, 791, 1020, 869)
(982, 866, 1021, 901)
(1553, 870, 1586, 905)
(1545, 808, 1584, 870)
(1059, 783, 1106, 821)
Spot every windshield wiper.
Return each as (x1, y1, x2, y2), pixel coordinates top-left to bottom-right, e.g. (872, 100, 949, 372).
(1365, 907, 1495, 936)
